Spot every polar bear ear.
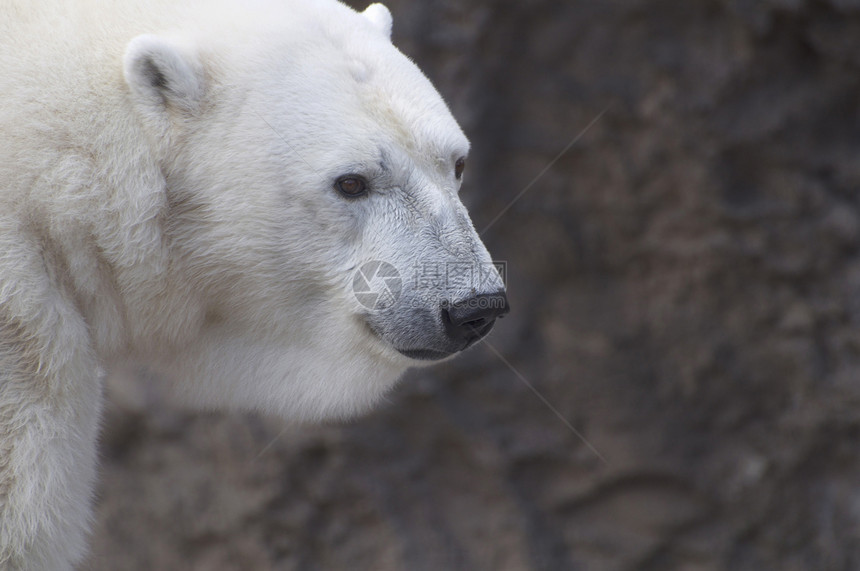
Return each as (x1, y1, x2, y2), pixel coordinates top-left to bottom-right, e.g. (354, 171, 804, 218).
(123, 34, 204, 113)
(362, 3, 393, 39)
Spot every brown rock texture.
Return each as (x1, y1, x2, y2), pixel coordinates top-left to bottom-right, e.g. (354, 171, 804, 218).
(89, 1, 860, 569)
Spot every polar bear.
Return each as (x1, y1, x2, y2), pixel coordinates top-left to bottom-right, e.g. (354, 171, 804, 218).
(0, 0, 508, 568)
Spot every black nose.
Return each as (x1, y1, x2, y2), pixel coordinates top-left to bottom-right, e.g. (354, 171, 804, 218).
(442, 291, 510, 348)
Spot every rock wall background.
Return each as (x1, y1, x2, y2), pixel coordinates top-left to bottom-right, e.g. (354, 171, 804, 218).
(88, 1, 860, 569)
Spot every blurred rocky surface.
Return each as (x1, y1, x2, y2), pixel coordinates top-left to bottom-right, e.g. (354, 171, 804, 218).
(88, 1, 860, 569)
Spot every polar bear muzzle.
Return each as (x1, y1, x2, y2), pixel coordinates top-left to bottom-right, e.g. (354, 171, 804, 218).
(394, 290, 510, 361)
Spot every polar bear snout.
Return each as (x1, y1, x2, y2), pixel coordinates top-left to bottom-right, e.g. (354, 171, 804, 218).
(441, 291, 509, 348)
(377, 289, 509, 362)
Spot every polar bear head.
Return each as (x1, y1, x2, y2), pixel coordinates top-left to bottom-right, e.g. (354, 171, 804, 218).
(120, 1, 508, 419)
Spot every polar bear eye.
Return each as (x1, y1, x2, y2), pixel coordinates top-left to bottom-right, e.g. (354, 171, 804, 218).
(455, 157, 466, 180)
(335, 175, 368, 198)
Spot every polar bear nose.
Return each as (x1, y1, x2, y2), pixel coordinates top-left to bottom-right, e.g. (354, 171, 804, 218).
(442, 291, 510, 348)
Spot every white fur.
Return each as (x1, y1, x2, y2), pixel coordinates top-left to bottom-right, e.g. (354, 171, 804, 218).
(362, 3, 393, 38)
(0, 0, 502, 568)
